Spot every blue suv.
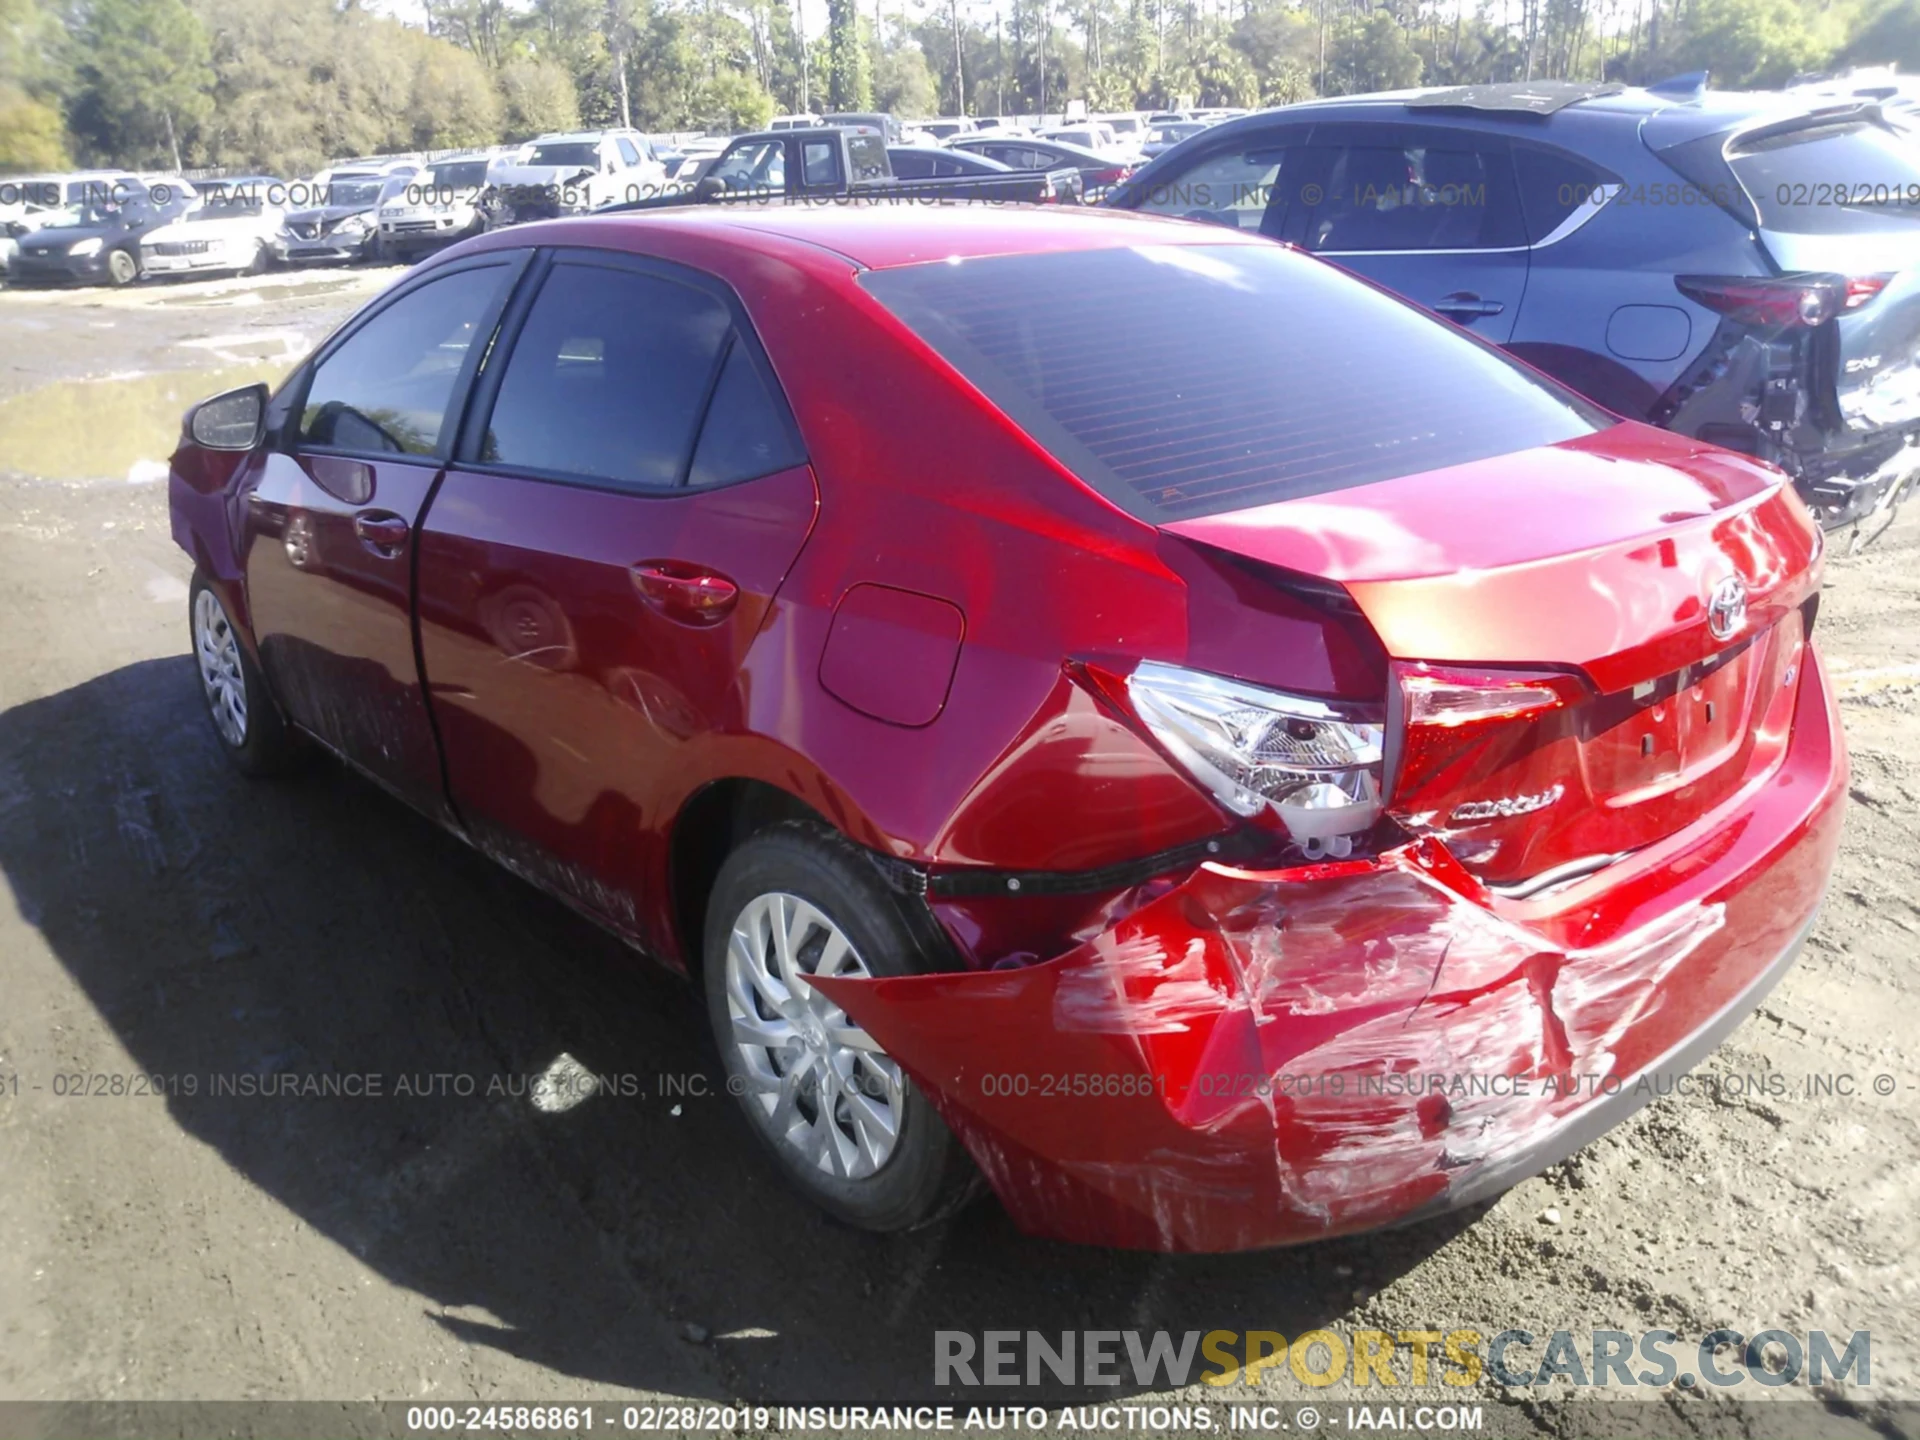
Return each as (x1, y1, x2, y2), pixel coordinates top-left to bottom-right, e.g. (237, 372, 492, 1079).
(1107, 81, 1920, 539)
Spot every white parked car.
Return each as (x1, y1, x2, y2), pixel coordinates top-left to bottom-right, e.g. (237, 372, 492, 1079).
(919, 117, 978, 142)
(1039, 123, 1145, 165)
(139, 178, 286, 278)
(486, 130, 668, 222)
(377, 154, 493, 261)
(769, 113, 823, 130)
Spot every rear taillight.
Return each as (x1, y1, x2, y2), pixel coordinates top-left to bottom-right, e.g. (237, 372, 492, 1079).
(1090, 165, 1130, 187)
(1391, 663, 1588, 809)
(1845, 274, 1892, 310)
(1676, 271, 1890, 327)
(1124, 661, 1384, 858)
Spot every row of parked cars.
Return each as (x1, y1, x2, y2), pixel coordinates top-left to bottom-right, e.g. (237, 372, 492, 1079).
(8, 77, 1915, 540)
(663, 80, 1918, 539)
(0, 130, 684, 288)
(0, 108, 1244, 289)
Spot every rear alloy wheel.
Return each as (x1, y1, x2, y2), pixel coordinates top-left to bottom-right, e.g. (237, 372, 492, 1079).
(704, 822, 974, 1231)
(726, 892, 906, 1178)
(189, 573, 302, 777)
(106, 248, 137, 286)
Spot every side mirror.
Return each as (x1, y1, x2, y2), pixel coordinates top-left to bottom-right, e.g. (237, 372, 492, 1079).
(694, 174, 725, 202)
(187, 383, 269, 451)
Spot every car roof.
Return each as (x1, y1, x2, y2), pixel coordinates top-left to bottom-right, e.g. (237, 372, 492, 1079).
(551, 203, 1266, 271)
(1199, 82, 1887, 146)
(959, 134, 1107, 160)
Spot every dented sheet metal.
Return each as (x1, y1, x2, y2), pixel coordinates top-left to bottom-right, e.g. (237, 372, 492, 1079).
(814, 712, 1844, 1250)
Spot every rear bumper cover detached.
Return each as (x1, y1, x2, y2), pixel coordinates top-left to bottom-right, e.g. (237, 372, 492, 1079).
(1800, 437, 1920, 532)
(815, 652, 1847, 1251)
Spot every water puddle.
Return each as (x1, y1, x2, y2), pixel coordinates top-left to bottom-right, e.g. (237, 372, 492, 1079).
(0, 362, 292, 482)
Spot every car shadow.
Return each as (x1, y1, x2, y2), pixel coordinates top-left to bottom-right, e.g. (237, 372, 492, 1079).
(0, 658, 1475, 1405)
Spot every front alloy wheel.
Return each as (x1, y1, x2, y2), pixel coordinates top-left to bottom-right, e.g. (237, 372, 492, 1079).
(187, 572, 302, 776)
(194, 586, 248, 747)
(723, 892, 906, 1179)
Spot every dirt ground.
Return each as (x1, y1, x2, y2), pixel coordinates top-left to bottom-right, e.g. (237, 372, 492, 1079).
(0, 267, 1914, 1438)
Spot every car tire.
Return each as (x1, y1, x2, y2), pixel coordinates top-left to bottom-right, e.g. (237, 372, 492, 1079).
(106, 247, 138, 286)
(189, 573, 303, 777)
(245, 241, 269, 275)
(703, 821, 975, 1233)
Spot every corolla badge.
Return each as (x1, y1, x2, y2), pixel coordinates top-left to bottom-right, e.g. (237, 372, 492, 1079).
(1707, 575, 1748, 642)
(1451, 783, 1565, 824)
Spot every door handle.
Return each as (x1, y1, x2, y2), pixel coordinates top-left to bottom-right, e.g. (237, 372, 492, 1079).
(1434, 292, 1506, 320)
(630, 560, 739, 627)
(353, 510, 410, 556)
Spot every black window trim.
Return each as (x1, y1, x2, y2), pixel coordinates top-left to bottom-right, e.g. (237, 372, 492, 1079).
(280, 247, 535, 466)
(1509, 138, 1624, 248)
(450, 244, 808, 499)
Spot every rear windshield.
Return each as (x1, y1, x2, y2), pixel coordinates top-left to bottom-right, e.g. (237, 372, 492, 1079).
(528, 142, 599, 168)
(430, 161, 491, 189)
(1730, 118, 1920, 234)
(860, 243, 1610, 521)
(325, 178, 386, 207)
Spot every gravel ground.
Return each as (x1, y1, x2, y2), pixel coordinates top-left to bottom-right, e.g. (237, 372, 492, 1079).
(0, 268, 1913, 1439)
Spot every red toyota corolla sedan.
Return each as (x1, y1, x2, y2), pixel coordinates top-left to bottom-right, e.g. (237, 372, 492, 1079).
(169, 205, 1845, 1251)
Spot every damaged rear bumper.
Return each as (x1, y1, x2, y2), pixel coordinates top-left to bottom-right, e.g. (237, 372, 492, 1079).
(1799, 437, 1920, 533)
(814, 652, 1847, 1252)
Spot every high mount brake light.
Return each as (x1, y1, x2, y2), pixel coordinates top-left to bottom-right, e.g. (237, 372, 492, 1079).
(1676, 272, 1890, 328)
(1123, 660, 1385, 858)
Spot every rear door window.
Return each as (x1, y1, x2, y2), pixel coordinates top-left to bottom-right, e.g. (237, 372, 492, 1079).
(1513, 144, 1618, 242)
(1298, 133, 1525, 252)
(479, 260, 731, 488)
(687, 340, 806, 488)
(861, 243, 1608, 522)
(980, 143, 1042, 169)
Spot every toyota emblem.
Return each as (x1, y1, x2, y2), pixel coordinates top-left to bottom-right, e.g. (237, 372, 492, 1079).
(1707, 575, 1748, 641)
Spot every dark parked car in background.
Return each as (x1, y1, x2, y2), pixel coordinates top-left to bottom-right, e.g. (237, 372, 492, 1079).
(948, 133, 1135, 194)
(885, 145, 1016, 179)
(1110, 81, 1920, 540)
(9, 179, 194, 286)
(1141, 119, 1211, 159)
(616, 127, 1081, 208)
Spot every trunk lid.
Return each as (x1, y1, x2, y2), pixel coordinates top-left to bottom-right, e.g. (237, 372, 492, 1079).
(1165, 424, 1823, 887)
